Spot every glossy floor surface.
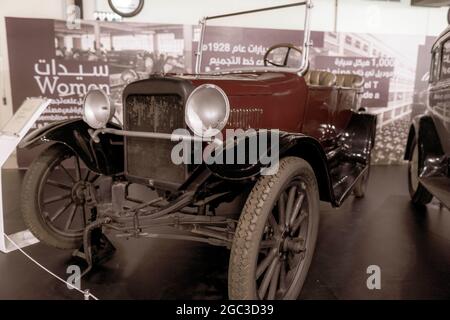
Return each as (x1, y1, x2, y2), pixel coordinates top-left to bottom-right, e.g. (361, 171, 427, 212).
(1, 165, 450, 300)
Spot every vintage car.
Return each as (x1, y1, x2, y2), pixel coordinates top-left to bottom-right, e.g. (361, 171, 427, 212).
(19, 1, 376, 300)
(405, 21, 450, 208)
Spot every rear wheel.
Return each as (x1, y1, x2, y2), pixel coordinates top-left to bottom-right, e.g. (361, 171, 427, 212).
(21, 144, 101, 249)
(228, 157, 319, 300)
(408, 139, 432, 205)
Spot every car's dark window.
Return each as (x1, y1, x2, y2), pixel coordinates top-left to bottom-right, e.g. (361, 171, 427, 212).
(440, 39, 450, 81)
(431, 47, 440, 83)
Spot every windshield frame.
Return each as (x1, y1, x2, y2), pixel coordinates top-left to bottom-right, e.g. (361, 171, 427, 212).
(194, 0, 313, 76)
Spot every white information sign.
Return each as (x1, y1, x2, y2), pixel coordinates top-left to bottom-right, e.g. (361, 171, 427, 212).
(0, 98, 51, 253)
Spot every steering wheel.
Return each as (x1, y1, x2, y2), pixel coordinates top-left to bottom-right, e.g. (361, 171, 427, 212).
(263, 43, 303, 68)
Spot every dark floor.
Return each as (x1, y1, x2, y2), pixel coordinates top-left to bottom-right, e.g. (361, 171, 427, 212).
(1, 165, 450, 300)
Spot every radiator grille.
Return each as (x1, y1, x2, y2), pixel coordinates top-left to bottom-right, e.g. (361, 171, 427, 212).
(125, 94, 186, 184)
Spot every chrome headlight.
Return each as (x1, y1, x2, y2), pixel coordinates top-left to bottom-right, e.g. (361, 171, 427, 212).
(82, 89, 115, 129)
(185, 84, 230, 138)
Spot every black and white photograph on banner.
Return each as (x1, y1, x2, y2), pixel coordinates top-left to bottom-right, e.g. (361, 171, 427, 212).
(53, 19, 190, 131)
(2, 0, 450, 309)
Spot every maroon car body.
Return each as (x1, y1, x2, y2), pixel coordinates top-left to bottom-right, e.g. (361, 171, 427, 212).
(190, 71, 357, 143)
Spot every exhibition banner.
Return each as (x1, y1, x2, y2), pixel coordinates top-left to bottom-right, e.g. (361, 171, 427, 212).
(5, 17, 432, 165)
(198, 25, 324, 71)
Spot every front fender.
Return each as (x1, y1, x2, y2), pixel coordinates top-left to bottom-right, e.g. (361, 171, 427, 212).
(280, 134, 335, 204)
(20, 119, 124, 175)
(206, 130, 335, 204)
(206, 130, 282, 180)
(404, 114, 447, 178)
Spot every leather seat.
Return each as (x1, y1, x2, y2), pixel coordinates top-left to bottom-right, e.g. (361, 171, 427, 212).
(305, 70, 336, 87)
(335, 74, 364, 89)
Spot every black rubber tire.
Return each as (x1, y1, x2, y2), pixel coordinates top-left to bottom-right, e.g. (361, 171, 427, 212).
(354, 166, 370, 198)
(21, 144, 83, 250)
(408, 139, 432, 206)
(228, 157, 320, 300)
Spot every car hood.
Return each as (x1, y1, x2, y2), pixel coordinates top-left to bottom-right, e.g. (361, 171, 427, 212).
(179, 71, 302, 96)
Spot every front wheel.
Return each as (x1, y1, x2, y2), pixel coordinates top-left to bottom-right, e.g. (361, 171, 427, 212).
(21, 144, 102, 249)
(228, 157, 320, 300)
